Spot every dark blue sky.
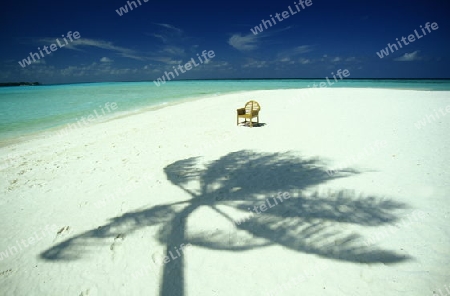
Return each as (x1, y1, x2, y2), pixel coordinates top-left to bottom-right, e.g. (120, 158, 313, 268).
(1, 0, 449, 84)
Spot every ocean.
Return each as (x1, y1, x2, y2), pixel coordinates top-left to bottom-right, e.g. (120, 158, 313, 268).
(1, 79, 449, 143)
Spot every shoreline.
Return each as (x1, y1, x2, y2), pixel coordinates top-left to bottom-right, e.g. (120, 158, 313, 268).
(0, 89, 256, 148)
(0, 86, 445, 148)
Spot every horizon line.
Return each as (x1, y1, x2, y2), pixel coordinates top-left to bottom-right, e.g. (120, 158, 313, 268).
(3, 78, 450, 86)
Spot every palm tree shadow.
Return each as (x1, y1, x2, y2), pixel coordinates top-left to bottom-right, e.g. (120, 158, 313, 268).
(40, 150, 411, 296)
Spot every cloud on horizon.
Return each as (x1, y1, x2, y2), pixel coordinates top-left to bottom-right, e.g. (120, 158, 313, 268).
(394, 51, 421, 62)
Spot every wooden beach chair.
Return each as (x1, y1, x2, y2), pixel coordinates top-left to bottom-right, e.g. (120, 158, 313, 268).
(236, 100, 261, 127)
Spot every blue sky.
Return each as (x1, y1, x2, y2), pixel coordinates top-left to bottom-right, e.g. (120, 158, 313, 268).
(1, 0, 449, 84)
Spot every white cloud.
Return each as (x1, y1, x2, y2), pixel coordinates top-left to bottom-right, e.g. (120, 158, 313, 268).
(39, 38, 146, 61)
(394, 51, 421, 62)
(242, 59, 268, 68)
(153, 23, 183, 34)
(292, 45, 313, 55)
(148, 57, 182, 65)
(278, 45, 313, 60)
(57, 62, 137, 77)
(100, 57, 112, 63)
(332, 57, 341, 62)
(148, 23, 184, 44)
(145, 23, 192, 64)
(109, 68, 131, 75)
(299, 58, 311, 64)
(149, 33, 169, 43)
(208, 61, 230, 68)
(160, 46, 185, 56)
(228, 26, 293, 52)
(228, 33, 259, 51)
(33, 59, 46, 65)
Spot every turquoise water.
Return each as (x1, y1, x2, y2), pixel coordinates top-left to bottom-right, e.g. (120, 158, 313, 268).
(1, 79, 449, 143)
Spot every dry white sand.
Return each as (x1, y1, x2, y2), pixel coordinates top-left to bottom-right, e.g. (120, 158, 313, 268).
(0, 88, 449, 296)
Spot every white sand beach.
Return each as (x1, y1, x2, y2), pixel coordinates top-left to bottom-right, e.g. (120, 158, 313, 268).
(0, 88, 449, 296)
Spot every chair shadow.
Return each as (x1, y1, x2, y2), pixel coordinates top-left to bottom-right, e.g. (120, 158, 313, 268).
(237, 122, 266, 127)
(40, 150, 411, 296)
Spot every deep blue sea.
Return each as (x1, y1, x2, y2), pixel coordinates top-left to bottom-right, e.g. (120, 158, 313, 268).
(1, 79, 449, 143)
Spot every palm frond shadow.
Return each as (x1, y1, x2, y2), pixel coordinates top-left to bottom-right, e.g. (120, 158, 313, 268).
(40, 150, 411, 296)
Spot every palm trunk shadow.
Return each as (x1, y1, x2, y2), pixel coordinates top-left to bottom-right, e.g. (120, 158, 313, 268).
(159, 203, 197, 296)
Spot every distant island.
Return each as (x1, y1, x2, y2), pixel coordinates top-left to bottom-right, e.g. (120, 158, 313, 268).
(0, 82, 41, 87)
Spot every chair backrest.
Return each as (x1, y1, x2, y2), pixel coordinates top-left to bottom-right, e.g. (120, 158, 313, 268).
(245, 100, 260, 115)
